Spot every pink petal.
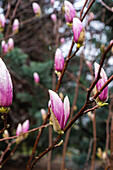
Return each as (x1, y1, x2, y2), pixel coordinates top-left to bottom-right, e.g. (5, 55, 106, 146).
(73, 18, 83, 43)
(63, 96, 70, 128)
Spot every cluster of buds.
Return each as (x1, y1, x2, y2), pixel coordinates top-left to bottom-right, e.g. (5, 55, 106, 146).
(94, 62, 108, 106)
(51, 14, 57, 23)
(64, 1, 76, 25)
(1, 38, 14, 54)
(0, 58, 13, 108)
(12, 19, 19, 34)
(49, 90, 70, 134)
(32, 3, 41, 17)
(0, 14, 5, 31)
(33, 72, 40, 84)
(54, 48, 64, 78)
(16, 120, 29, 143)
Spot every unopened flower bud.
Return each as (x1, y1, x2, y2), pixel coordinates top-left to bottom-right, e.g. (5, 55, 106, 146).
(86, 60, 92, 68)
(33, 72, 40, 84)
(8, 38, 14, 51)
(64, 1, 76, 24)
(16, 123, 22, 136)
(50, 0, 54, 5)
(13, 19, 19, 33)
(51, 14, 57, 23)
(94, 62, 108, 103)
(0, 58, 13, 107)
(60, 37, 65, 44)
(41, 109, 46, 120)
(22, 119, 29, 133)
(87, 12, 94, 23)
(54, 48, 64, 72)
(3, 130, 9, 138)
(73, 18, 85, 46)
(0, 14, 5, 30)
(1, 40, 8, 54)
(32, 3, 41, 16)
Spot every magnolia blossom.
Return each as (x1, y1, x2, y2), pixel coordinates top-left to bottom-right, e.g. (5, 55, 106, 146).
(8, 38, 14, 51)
(51, 14, 57, 22)
(16, 120, 29, 136)
(94, 62, 108, 102)
(32, 3, 41, 16)
(0, 14, 5, 29)
(50, 0, 54, 5)
(73, 18, 85, 45)
(49, 90, 70, 133)
(33, 72, 40, 84)
(0, 58, 13, 107)
(41, 109, 46, 120)
(54, 48, 64, 72)
(64, 1, 76, 23)
(13, 19, 19, 33)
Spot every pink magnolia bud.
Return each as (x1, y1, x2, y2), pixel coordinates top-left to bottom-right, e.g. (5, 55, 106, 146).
(51, 14, 57, 22)
(94, 62, 108, 102)
(0, 14, 5, 29)
(86, 60, 92, 68)
(60, 37, 65, 44)
(22, 119, 29, 133)
(41, 109, 46, 120)
(13, 19, 19, 33)
(50, 0, 54, 5)
(87, 12, 94, 22)
(0, 58, 13, 107)
(1, 40, 5, 49)
(33, 72, 40, 84)
(54, 48, 64, 72)
(110, 40, 113, 53)
(3, 43, 8, 54)
(49, 90, 70, 133)
(64, 1, 76, 23)
(16, 123, 22, 136)
(8, 38, 14, 51)
(73, 18, 85, 45)
(32, 3, 41, 16)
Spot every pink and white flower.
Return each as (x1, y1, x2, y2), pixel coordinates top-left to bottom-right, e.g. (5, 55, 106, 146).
(33, 72, 40, 84)
(0, 14, 5, 29)
(54, 48, 64, 72)
(22, 119, 29, 133)
(32, 3, 41, 16)
(8, 38, 14, 51)
(94, 62, 108, 102)
(73, 18, 85, 45)
(51, 14, 57, 22)
(13, 19, 19, 33)
(0, 58, 13, 107)
(64, 1, 76, 23)
(49, 90, 70, 133)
